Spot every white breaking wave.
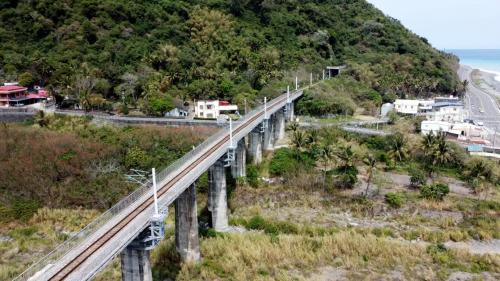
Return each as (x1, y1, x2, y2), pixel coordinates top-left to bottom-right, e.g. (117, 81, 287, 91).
(478, 68, 500, 82)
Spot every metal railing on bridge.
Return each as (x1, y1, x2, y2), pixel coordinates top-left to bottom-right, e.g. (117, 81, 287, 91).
(14, 73, 321, 281)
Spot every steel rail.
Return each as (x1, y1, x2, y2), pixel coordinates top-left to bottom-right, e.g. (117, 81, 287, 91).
(46, 88, 304, 281)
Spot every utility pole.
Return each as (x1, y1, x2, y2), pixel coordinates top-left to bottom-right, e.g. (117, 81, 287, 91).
(287, 85, 290, 103)
(244, 98, 247, 115)
(322, 70, 325, 80)
(310, 72, 313, 86)
(152, 168, 159, 216)
(229, 117, 234, 148)
(295, 76, 298, 90)
(264, 97, 267, 119)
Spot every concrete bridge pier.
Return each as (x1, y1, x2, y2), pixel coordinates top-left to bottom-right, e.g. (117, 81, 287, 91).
(175, 183, 200, 263)
(263, 118, 274, 151)
(247, 128, 262, 164)
(274, 109, 286, 144)
(286, 102, 295, 121)
(208, 158, 229, 231)
(231, 139, 246, 178)
(120, 247, 152, 281)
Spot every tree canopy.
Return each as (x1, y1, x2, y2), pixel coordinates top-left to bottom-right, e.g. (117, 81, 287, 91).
(0, 0, 461, 113)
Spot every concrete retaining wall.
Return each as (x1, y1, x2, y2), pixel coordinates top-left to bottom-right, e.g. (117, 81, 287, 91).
(0, 112, 34, 123)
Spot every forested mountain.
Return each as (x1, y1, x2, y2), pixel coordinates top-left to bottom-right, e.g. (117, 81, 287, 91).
(0, 0, 461, 114)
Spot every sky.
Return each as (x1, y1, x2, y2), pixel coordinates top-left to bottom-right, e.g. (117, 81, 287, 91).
(367, 0, 500, 50)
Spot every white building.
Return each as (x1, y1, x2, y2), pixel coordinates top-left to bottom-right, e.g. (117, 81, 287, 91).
(426, 102, 464, 122)
(449, 122, 489, 139)
(421, 121, 451, 135)
(421, 121, 489, 142)
(394, 99, 434, 115)
(195, 100, 238, 119)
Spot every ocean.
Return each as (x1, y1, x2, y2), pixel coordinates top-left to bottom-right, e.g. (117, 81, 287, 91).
(448, 49, 500, 81)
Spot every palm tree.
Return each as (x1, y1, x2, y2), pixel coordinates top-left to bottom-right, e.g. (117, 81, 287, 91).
(463, 158, 493, 195)
(335, 146, 356, 170)
(306, 129, 320, 147)
(291, 130, 307, 152)
(432, 134, 453, 167)
(287, 121, 299, 132)
(388, 133, 408, 162)
(363, 154, 377, 197)
(334, 146, 358, 189)
(421, 132, 436, 158)
(320, 144, 335, 183)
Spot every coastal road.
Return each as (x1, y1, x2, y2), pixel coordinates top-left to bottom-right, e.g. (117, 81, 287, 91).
(458, 65, 500, 134)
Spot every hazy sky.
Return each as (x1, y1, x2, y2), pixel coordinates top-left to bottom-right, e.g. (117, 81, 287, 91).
(367, 0, 500, 50)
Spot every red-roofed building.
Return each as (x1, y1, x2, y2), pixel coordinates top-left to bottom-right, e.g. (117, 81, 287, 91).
(0, 85, 28, 107)
(0, 83, 48, 107)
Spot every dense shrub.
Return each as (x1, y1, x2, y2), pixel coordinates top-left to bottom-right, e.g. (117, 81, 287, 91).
(462, 157, 498, 191)
(385, 192, 404, 208)
(124, 147, 151, 170)
(362, 135, 389, 151)
(333, 166, 359, 189)
(297, 92, 356, 117)
(237, 215, 299, 235)
(387, 110, 399, 124)
(420, 183, 450, 201)
(246, 165, 261, 188)
(0, 121, 213, 217)
(269, 148, 314, 176)
(269, 148, 299, 176)
(409, 167, 427, 188)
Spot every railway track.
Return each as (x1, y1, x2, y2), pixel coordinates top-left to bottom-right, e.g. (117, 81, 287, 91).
(47, 90, 300, 280)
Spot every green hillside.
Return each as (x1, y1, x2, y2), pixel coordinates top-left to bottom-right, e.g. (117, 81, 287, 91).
(0, 0, 461, 114)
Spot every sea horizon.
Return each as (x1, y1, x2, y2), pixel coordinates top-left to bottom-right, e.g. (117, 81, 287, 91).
(448, 49, 500, 81)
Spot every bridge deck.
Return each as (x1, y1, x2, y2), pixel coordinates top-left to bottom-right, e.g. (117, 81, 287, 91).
(18, 88, 306, 281)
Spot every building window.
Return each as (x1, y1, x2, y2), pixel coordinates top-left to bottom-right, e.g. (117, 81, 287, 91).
(199, 105, 204, 110)
(207, 105, 214, 109)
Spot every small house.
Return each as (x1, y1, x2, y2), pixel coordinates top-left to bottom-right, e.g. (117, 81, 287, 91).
(195, 100, 238, 119)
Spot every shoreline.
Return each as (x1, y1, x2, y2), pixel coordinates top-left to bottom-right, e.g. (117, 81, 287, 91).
(463, 64, 500, 96)
(477, 68, 500, 82)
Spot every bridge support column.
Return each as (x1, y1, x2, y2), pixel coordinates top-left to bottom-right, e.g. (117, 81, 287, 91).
(274, 109, 285, 144)
(175, 184, 200, 263)
(248, 128, 262, 164)
(286, 102, 294, 121)
(208, 158, 228, 231)
(263, 119, 274, 151)
(231, 139, 246, 178)
(120, 247, 152, 281)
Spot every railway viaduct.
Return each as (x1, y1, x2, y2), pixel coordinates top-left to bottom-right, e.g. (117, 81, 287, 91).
(16, 74, 327, 281)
